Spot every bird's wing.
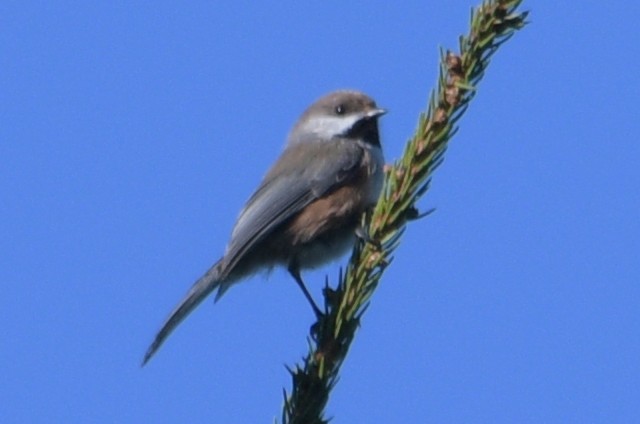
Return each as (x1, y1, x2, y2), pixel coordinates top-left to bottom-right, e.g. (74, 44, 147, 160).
(219, 139, 364, 278)
(142, 139, 363, 365)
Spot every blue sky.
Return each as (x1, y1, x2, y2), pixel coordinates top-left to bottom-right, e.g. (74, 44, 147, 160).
(2, 2, 639, 423)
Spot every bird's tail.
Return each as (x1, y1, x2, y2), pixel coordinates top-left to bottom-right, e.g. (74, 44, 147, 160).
(142, 260, 225, 366)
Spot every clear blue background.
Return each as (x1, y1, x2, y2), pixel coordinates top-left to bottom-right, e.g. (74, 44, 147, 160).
(2, 2, 638, 423)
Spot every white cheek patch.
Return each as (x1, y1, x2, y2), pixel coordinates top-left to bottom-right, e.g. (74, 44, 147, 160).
(300, 115, 361, 140)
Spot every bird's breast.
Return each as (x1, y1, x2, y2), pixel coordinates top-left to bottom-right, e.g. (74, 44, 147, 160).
(279, 144, 384, 269)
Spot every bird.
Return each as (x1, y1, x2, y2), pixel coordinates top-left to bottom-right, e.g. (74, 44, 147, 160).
(142, 90, 386, 365)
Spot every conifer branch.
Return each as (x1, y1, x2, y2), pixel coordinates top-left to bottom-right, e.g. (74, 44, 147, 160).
(281, 2, 528, 422)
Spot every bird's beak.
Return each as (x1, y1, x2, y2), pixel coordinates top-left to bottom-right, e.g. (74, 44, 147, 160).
(367, 108, 387, 118)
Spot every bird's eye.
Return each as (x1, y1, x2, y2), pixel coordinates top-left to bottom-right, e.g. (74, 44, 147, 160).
(334, 104, 345, 115)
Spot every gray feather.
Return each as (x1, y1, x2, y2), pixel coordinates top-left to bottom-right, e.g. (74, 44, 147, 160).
(142, 261, 222, 366)
(219, 139, 364, 278)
